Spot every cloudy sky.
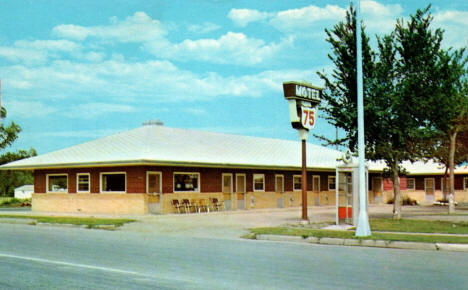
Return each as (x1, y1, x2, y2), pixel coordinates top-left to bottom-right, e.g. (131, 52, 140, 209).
(0, 0, 466, 154)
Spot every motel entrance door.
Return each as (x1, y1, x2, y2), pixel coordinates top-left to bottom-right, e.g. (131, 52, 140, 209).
(371, 177, 383, 204)
(313, 176, 320, 206)
(275, 175, 284, 208)
(147, 172, 162, 214)
(223, 174, 233, 210)
(236, 174, 246, 210)
(425, 178, 435, 202)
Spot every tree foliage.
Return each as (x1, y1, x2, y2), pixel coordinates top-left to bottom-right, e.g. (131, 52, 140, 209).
(0, 107, 36, 196)
(318, 5, 458, 219)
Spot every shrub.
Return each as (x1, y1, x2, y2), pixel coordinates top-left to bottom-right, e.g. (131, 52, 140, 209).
(386, 196, 418, 206)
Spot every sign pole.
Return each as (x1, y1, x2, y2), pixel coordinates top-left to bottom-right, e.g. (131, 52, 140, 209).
(301, 138, 307, 221)
(283, 81, 321, 223)
(355, 0, 371, 237)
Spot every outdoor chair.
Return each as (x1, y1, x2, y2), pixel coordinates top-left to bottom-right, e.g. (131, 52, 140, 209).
(181, 199, 194, 213)
(172, 199, 182, 214)
(198, 199, 209, 213)
(210, 198, 223, 211)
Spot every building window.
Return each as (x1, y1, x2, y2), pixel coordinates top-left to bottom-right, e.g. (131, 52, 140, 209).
(253, 174, 264, 191)
(174, 172, 199, 192)
(147, 172, 162, 195)
(464, 177, 468, 191)
(407, 178, 415, 190)
(47, 174, 68, 193)
(293, 175, 302, 191)
(328, 176, 336, 191)
(77, 173, 90, 193)
(101, 172, 126, 193)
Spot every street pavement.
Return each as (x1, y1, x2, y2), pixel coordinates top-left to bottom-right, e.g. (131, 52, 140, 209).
(0, 218, 467, 289)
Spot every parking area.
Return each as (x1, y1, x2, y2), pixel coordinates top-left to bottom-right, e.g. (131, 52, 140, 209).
(120, 204, 468, 239)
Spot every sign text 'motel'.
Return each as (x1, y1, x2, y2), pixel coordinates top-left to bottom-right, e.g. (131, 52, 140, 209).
(283, 81, 321, 104)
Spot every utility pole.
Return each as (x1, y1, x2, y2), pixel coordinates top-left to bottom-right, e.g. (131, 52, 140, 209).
(354, 0, 371, 236)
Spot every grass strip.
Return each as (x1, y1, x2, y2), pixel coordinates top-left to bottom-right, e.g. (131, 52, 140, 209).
(250, 227, 468, 244)
(0, 214, 135, 229)
(369, 218, 468, 234)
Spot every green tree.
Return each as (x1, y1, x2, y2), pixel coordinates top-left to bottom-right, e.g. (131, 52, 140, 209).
(0, 149, 37, 196)
(429, 54, 468, 213)
(0, 107, 37, 196)
(318, 6, 448, 219)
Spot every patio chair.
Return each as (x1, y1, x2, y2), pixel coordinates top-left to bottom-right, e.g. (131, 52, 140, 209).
(181, 199, 194, 213)
(172, 199, 182, 214)
(198, 199, 209, 213)
(210, 198, 223, 211)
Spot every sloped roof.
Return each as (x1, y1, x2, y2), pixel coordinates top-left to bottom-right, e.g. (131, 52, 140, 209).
(2, 124, 466, 175)
(0, 125, 345, 170)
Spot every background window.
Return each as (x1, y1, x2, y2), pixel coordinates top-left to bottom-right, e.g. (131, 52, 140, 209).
(293, 175, 302, 191)
(101, 173, 126, 192)
(77, 173, 90, 192)
(174, 173, 199, 192)
(47, 175, 68, 192)
(464, 178, 468, 191)
(328, 176, 336, 190)
(407, 178, 415, 190)
(253, 174, 264, 191)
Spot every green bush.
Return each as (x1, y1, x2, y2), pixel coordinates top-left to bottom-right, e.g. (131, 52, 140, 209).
(386, 196, 418, 205)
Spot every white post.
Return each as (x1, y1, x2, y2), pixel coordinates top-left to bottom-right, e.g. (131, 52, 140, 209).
(354, 0, 371, 236)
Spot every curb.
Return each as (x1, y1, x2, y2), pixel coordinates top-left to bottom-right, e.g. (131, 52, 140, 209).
(255, 234, 468, 252)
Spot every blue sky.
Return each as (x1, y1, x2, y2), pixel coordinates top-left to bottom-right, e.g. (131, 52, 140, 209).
(0, 0, 466, 154)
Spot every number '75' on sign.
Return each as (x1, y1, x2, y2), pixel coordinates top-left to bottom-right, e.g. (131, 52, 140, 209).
(301, 107, 316, 129)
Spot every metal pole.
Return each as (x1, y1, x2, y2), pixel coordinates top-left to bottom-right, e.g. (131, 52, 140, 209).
(301, 139, 308, 221)
(355, 0, 371, 236)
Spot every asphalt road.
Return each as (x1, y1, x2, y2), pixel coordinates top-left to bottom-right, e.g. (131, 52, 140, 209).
(0, 224, 467, 290)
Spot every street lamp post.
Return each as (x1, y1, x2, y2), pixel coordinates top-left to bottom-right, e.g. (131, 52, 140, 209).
(354, 0, 371, 237)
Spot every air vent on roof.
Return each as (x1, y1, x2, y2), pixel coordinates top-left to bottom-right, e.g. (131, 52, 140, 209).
(142, 120, 164, 126)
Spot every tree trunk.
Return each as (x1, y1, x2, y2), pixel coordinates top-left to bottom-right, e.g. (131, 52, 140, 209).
(392, 161, 401, 219)
(448, 131, 457, 214)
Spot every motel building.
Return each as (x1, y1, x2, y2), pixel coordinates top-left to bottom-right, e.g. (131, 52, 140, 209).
(1, 121, 468, 215)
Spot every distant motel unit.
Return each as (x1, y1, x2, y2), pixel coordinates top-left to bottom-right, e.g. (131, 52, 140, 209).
(1, 122, 468, 215)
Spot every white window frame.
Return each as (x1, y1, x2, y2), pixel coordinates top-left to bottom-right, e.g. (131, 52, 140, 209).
(236, 174, 246, 193)
(406, 178, 416, 191)
(76, 173, 90, 193)
(100, 172, 126, 193)
(464, 177, 468, 191)
(313, 175, 320, 192)
(46, 174, 68, 193)
(293, 175, 302, 192)
(146, 171, 162, 195)
(173, 172, 200, 193)
(253, 173, 265, 192)
(328, 176, 336, 191)
(275, 174, 284, 193)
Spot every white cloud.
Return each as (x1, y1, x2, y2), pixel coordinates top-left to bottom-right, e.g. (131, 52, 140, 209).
(0, 46, 47, 64)
(53, 12, 166, 42)
(228, 8, 270, 27)
(66, 102, 137, 119)
(434, 10, 468, 49)
(14, 39, 80, 52)
(361, 0, 403, 33)
(271, 5, 346, 30)
(228, 1, 403, 35)
(187, 22, 221, 34)
(146, 32, 292, 65)
(1, 57, 323, 105)
(4, 100, 58, 118)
